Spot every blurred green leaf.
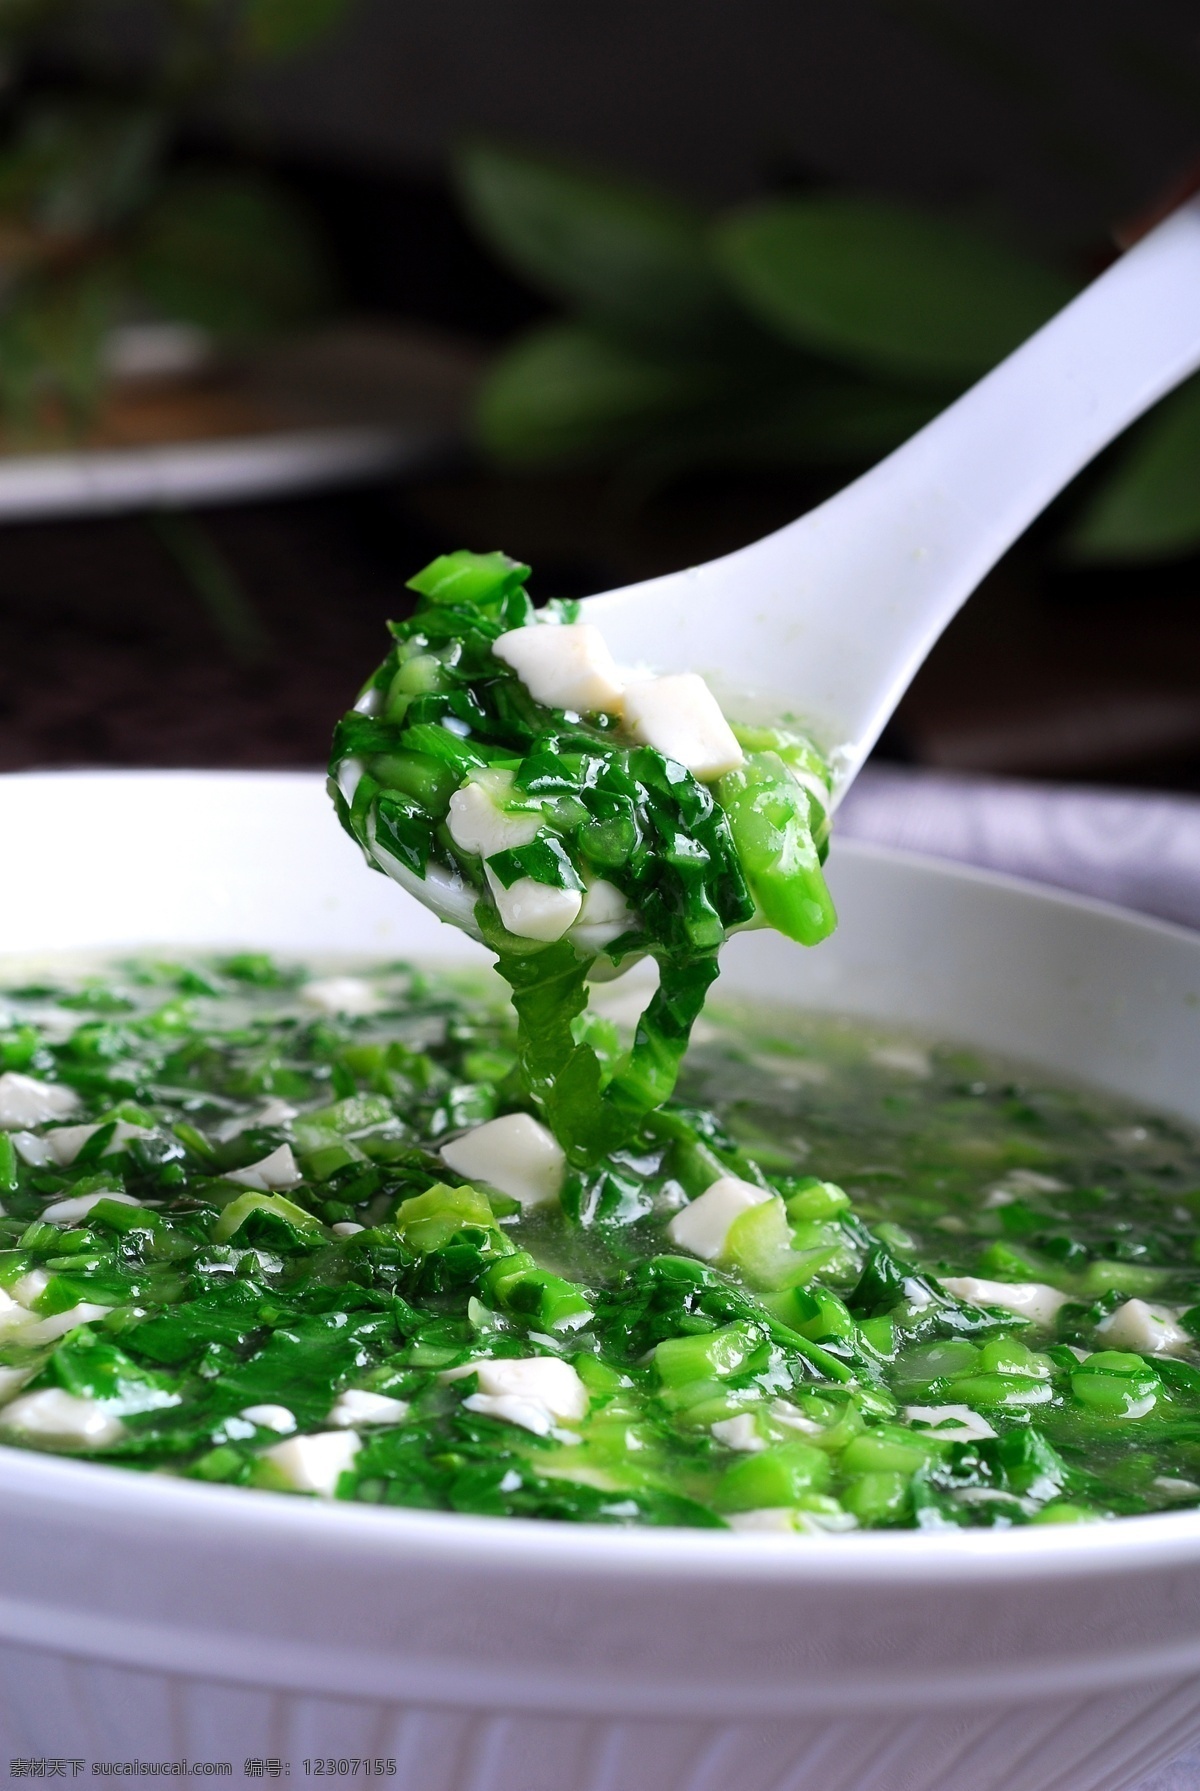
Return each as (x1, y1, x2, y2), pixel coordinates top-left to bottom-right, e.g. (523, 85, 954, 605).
(476, 320, 937, 476)
(458, 143, 742, 350)
(0, 263, 118, 432)
(0, 103, 166, 237)
(715, 196, 1076, 381)
(1067, 377, 1200, 562)
(133, 173, 331, 340)
(591, 380, 942, 493)
(477, 322, 736, 465)
(701, 377, 940, 468)
(241, 0, 353, 58)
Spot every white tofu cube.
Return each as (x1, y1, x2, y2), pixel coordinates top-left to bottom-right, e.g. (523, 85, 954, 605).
(578, 877, 633, 925)
(1154, 1476, 1200, 1498)
(711, 1413, 766, 1452)
(940, 1276, 1070, 1329)
(484, 869, 583, 942)
(447, 769, 540, 859)
(621, 674, 743, 781)
(239, 1404, 296, 1434)
(437, 1360, 489, 1383)
(0, 1072, 79, 1130)
(568, 877, 636, 954)
(15, 1301, 114, 1344)
(1096, 1299, 1191, 1356)
(42, 1123, 100, 1166)
(904, 1403, 997, 1442)
(10, 1131, 50, 1167)
(0, 1364, 35, 1405)
(41, 1189, 141, 1226)
(43, 1119, 152, 1167)
(327, 1388, 410, 1427)
(255, 1095, 301, 1127)
(103, 1119, 153, 1155)
(725, 1508, 798, 1533)
(300, 977, 380, 1016)
(447, 769, 584, 940)
(493, 623, 625, 716)
(226, 1143, 303, 1192)
(215, 1097, 299, 1143)
(667, 1174, 772, 1261)
(261, 1429, 361, 1496)
(441, 1112, 565, 1209)
(368, 832, 482, 934)
(462, 1391, 557, 1436)
(1, 1387, 125, 1447)
(11, 1269, 47, 1307)
(472, 1356, 588, 1421)
(336, 756, 363, 804)
(767, 1399, 825, 1434)
(0, 1287, 31, 1332)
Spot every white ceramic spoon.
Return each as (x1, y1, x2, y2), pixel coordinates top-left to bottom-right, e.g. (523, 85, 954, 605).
(370, 198, 1200, 945)
(581, 197, 1200, 805)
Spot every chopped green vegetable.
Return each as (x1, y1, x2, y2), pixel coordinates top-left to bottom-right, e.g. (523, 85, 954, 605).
(330, 551, 835, 1164)
(0, 955, 1193, 1528)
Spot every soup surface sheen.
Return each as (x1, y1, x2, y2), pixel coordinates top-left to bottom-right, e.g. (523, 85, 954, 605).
(0, 954, 1197, 1534)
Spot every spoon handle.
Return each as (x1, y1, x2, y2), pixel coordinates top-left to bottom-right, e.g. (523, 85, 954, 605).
(586, 200, 1200, 796)
(835, 197, 1200, 747)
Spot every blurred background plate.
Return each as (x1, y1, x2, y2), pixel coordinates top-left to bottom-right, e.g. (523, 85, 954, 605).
(0, 321, 482, 520)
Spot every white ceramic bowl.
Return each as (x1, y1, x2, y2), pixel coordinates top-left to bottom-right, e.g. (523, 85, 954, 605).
(3, 769, 1200, 1791)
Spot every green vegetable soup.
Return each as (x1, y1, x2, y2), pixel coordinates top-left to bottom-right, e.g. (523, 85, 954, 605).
(1, 548, 1195, 1533)
(0, 959, 1196, 1531)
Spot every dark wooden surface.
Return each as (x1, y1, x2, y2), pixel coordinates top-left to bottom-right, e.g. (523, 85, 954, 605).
(0, 464, 1198, 788)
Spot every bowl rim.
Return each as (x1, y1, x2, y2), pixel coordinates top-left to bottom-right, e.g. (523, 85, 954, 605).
(4, 1436, 1200, 1583)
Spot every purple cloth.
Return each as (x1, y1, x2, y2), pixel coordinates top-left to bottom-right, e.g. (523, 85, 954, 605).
(1134, 1753, 1200, 1789)
(839, 765, 1200, 932)
(840, 767, 1200, 1788)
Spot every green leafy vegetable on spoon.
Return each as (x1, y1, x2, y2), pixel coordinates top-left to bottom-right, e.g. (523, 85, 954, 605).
(328, 549, 836, 1162)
